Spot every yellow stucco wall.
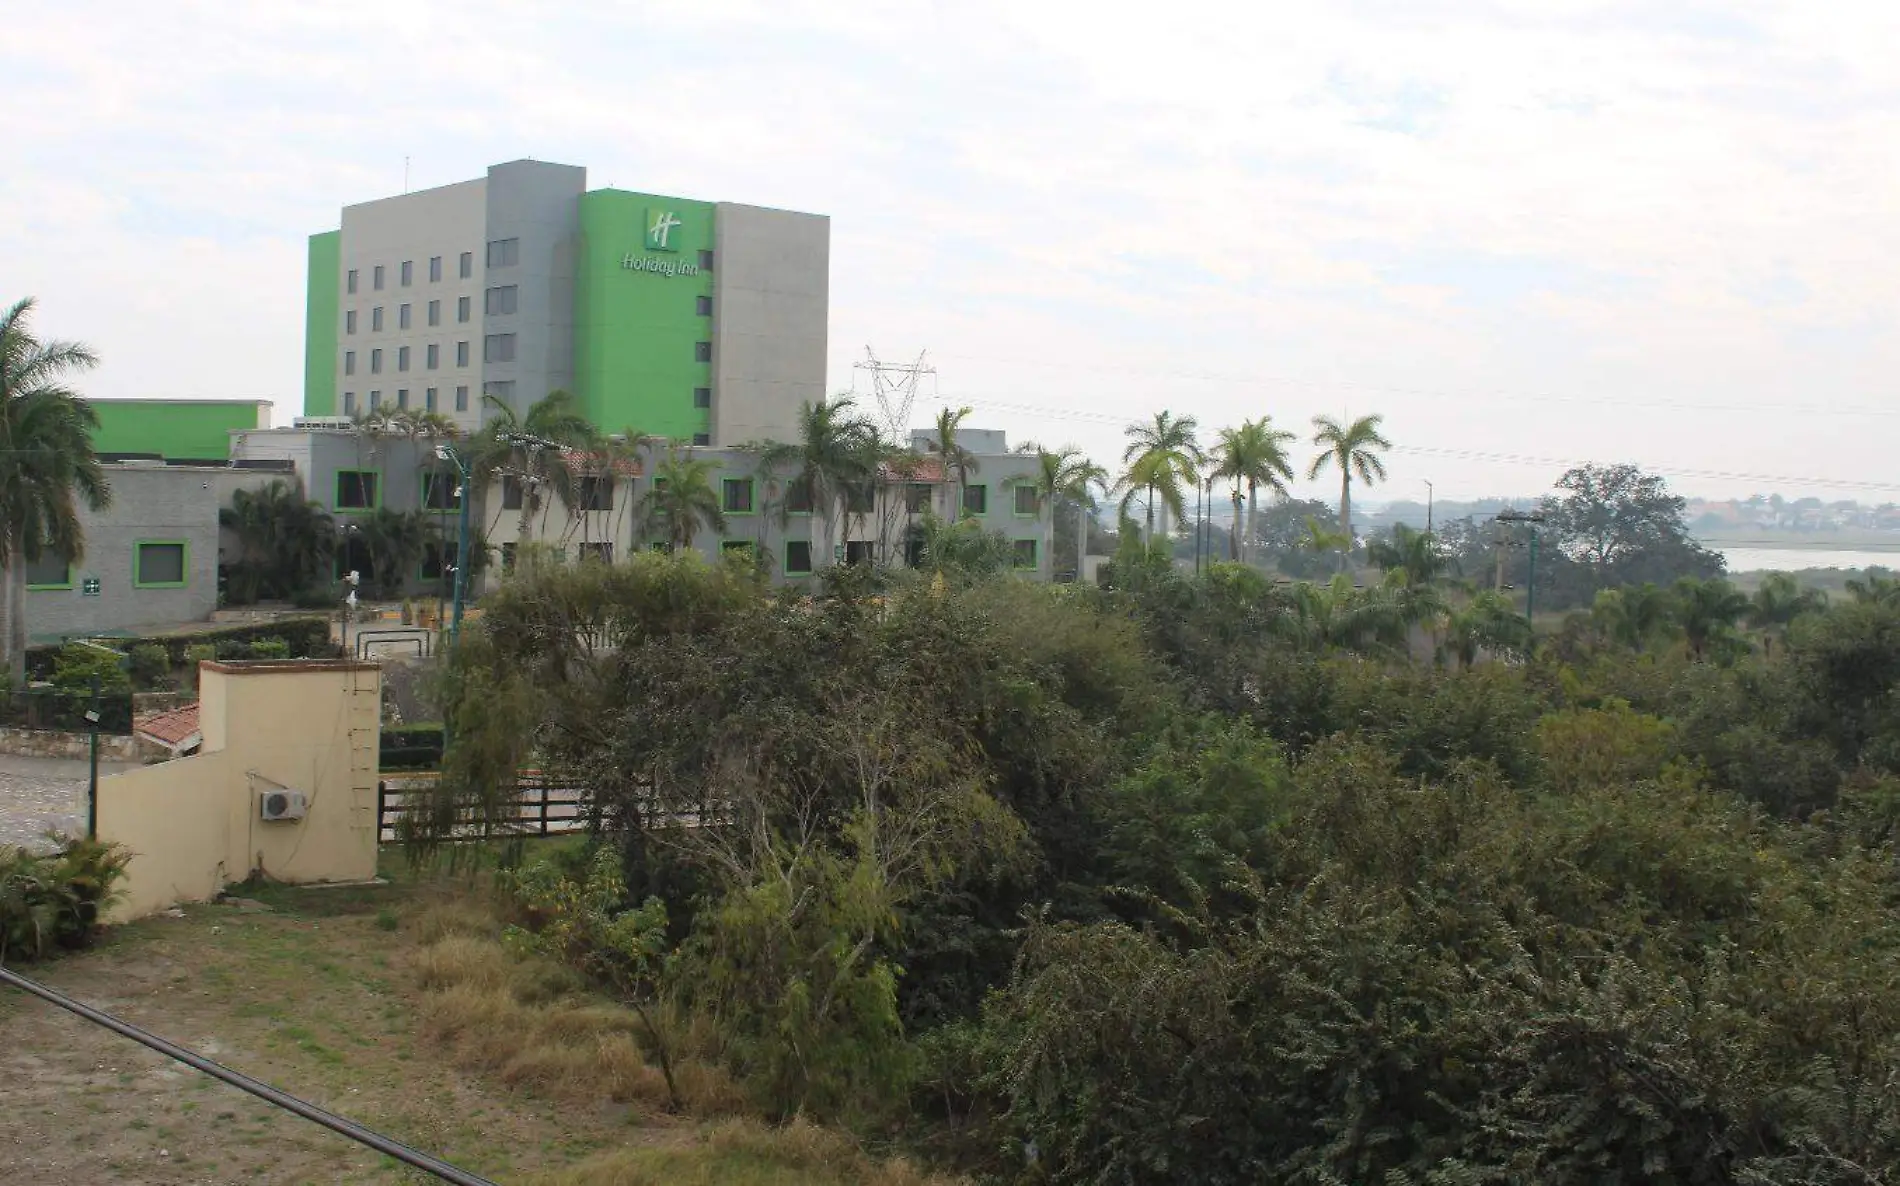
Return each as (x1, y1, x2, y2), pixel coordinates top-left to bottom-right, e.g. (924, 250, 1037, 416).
(98, 660, 382, 922)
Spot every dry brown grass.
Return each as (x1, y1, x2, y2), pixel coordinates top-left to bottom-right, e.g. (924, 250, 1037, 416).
(525, 1117, 962, 1186)
(408, 910, 743, 1116)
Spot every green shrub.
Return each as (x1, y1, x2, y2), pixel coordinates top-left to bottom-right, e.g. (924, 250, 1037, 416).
(249, 638, 291, 660)
(0, 836, 132, 962)
(24, 617, 334, 680)
(292, 586, 338, 610)
(127, 643, 170, 689)
(48, 644, 131, 696)
(380, 724, 445, 771)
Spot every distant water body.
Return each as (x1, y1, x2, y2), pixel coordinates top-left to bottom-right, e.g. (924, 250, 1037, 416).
(1718, 547, 1900, 573)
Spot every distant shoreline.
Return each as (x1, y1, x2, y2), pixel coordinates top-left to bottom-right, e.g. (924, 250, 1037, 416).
(1698, 536, 1900, 554)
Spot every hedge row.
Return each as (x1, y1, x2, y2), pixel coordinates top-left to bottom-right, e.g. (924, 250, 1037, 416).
(381, 723, 444, 771)
(26, 617, 338, 681)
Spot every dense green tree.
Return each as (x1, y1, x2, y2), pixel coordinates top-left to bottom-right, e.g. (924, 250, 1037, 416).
(0, 298, 111, 684)
(1540, 463, 1724, 604)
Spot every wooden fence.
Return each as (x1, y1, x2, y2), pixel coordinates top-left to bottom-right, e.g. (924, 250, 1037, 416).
(375, 773, 587, 843)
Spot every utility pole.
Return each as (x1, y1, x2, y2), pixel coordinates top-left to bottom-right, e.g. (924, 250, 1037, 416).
(1195, 478, 1205, 575)
(1494, 509, 1547, 619)
(1423, 480, 1434, 539)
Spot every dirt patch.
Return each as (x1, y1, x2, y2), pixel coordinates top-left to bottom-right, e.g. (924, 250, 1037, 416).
(0, 887, 657, 1184)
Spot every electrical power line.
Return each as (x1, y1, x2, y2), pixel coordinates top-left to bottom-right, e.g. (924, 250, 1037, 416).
(923, 349, 1900, 421)
(927, 391, 1900, 496)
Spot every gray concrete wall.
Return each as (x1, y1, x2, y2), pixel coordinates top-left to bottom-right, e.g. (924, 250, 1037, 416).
(911, 428, 1010, 454)
(338, 177, 490, 433)
(25, 466, 260, 642)
(483, 160, 586, 422)
(710, 204, 830, 447)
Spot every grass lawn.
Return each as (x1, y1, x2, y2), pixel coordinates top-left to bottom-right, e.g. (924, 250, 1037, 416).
(0, 848, 945, 1186)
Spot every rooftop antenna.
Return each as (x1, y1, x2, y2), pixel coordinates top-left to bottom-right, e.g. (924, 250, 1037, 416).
(853, 347, 935, 446)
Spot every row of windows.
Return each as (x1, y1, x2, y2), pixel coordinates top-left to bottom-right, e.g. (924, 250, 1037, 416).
(26, 542, 187, 590)
(332, 470, 470, 513)
(478, 475, 1034, 519)
(345, 342, 470, 376)
(486, 534, 1038, 579)
(346, 295, 478, 335)
(341, 386, 471, 416)
(347, 243, 519, 296)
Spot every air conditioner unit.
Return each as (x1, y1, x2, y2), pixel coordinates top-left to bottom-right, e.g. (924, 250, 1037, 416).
(259, 790, 308, 822)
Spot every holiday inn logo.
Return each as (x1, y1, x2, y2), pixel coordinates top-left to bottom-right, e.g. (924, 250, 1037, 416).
(644, 209, 682, 252)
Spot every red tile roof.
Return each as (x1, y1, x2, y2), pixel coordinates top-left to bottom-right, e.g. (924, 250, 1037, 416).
(135, 704, 200, 747)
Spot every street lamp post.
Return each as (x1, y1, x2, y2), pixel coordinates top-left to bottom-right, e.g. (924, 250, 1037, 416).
(435, 445, 472, 655)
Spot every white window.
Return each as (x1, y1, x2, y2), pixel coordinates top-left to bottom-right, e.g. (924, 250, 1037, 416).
(484, 286, 518, 315)
(486, 238, 519, 268)
(483, 334, 516, 363)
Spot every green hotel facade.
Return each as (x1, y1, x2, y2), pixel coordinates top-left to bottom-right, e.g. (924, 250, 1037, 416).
(302, 159, 828, 447)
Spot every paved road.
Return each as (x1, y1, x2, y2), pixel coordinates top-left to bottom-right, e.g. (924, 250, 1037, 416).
(0, 755, 141, 852)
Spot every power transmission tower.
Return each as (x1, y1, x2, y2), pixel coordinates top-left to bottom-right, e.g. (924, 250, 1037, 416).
(852, 347, 935, 446)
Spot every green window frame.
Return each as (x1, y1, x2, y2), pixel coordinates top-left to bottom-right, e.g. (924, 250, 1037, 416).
(962, 484, 988, 516)
(419, 469, 461, 511)
(335, 469, 380, 512)
(25, 553, 72, 590)
(133, 540, 190, 589)
(1014, 484, 1040, 516)
(722, 477, 755, 515)
(784, 477, 813, 516)
(784, 539, 814, 575)
(1012, 539, 1039, 571)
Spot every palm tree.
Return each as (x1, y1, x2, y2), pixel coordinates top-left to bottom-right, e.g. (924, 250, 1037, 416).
(1308, 413, 1391, 547)
(1064, 456, 1111, 579)
(1210, 417, 1296, 564)
(1120, 411, 1203, 543)
(927, 405, 978, 518)
(357, 507, 433, 599)
(1008, 446, 1102, 580)
(220, 480, 335, 601)
(1748, 572, 1826, 656)
(1673, 576, 1750, 660)
(1590, 584, 1676, 651)
(0, 299, 111, 683)
(1365, 524, 1452, 592)
(634, 449, 727, 552)
(1844, 572, 1900, 607)
(471, 390, 596, 548)
(749, 397, 878, 571)
(1441, 591, 1531, 671)
(1299, 515, 1353, 571)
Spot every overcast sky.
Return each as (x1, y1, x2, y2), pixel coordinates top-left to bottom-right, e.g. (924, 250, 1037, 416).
(8, 1, 1900, 505)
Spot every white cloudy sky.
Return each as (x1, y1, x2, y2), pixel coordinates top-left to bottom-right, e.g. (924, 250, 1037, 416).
(8, 0, 1900, 504)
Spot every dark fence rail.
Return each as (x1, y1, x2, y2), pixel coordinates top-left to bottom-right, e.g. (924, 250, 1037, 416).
(375, 774, 588, 843)
(0, 688, 135, 735)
